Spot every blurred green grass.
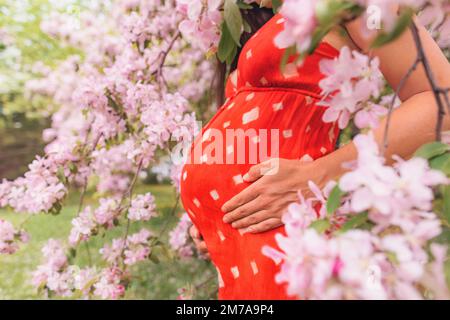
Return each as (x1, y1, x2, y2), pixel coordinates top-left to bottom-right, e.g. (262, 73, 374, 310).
(0, 184, 217, 300)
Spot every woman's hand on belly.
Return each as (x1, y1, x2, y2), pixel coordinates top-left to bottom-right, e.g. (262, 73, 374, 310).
(221, 158, 329, 233)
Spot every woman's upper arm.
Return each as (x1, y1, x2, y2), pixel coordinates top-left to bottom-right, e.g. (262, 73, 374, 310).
(344, 16, 450, 101)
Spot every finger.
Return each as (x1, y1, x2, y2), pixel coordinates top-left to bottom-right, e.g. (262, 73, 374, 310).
(189, 225, 200, 239)
(221, 183, 260, 213)
(198, 242, 208, 253)
(242, 163, 265, 182)
(230, 210, 271, 229)
(223, 196, 267, 223)
(193, 238, 208, 253)
(243, 159, 278, 182)
(241, 218, 283, 234)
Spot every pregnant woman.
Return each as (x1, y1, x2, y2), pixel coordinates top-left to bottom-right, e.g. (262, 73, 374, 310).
(180, 2, 450, 299)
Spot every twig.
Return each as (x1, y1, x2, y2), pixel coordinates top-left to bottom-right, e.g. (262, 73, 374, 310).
(157, 194, 180, 239)
(119, 158, 145, 267)
(195, 274, 216, 290)
(156, 30, 181, 90)
(75, 129, 101, 267)
(409, 22, 448, 141)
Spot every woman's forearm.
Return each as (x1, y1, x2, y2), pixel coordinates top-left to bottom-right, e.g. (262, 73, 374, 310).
(314, 90, 450, 183)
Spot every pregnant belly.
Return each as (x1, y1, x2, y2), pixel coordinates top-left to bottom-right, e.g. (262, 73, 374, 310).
(180, 89, 338, 218)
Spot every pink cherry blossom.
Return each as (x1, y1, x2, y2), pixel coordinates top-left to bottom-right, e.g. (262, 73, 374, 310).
(0, 219, 28, 254)
(128, 193, 157, 221)
(274, 0, 318, 52)
(318, 47, 385, 129)
(169, 213, 194, 258)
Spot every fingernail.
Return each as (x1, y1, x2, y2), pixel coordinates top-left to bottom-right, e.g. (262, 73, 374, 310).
(231, 222, 237, 228)
(242, 173, 250, 181)
(238, 228, 248, 235)
(239, 227, 252, 235)
(222, 216, 228, 223)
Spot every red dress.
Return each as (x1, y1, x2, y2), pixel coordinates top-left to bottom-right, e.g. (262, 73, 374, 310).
(180, 13, 340, 299)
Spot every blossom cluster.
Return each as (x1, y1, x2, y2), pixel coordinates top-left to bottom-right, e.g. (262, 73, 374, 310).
(1, 0, 213, 300)
(169, 213, 195, 258)
(263, 133, 450, 299)
(318, 47, 387, 129)
(0, 219, 29, 254)
(100, 229, 153, 266)
(418, 0, 450, 49)
(33, 228, 153, 299)
(176, 0, 222, 52)
(1, 0, 449, 301)
(274, 0, 450, 54)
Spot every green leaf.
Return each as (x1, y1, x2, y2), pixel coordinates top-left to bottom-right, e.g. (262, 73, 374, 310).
(310, 219, 331, 233)
(339, 212, 369, 232)
(315, 0, 356, 26)
(326, 185, 343, 216)
(224, 0, 243, 46)
(218, 23, 235, 62)
(271, 0, 283, 12)
(414, 142, 450, 160)
(149, 253, 160, 264)
(237, 1, 253, 9)
(243, 19, 252, 33)
(280, 45, 297, 71)
(225, 44, 238, 66)
(308, 1, 360, 55)
(429, 152, 450, 176)
(371, 8, 414, 48)
(69, 248, 77, 258)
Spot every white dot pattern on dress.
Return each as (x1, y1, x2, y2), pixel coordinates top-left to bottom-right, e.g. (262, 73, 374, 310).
(300, 154, 314, 162)
(233, 174, 244, 185)
(273, 102, 283, 111)
(223, 121, 231, 128)
(245, 92, 255, 101)
(250, 260, 259, 275)
(246, 49, 253, 60)
(231, 266, 240, 279)
(260, 77, 268, 85)
(320, 147, 327, 154)
(182, 171, 187, 181)
(242, 107, 260, 125)
(193, 198, 201, 208)
(305, 96, 314, 105)
(251, 136, 260, 144)
(217, 230, 226, 242)
(282, 62, 299, 79)
(217, 269, 225, 288)
(210, 189, 220, 201)
(202, 128, 211, 142)
(227, 102, 235, 110)
(187, 208, 196, 218)
(283, 129, 293, 138)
